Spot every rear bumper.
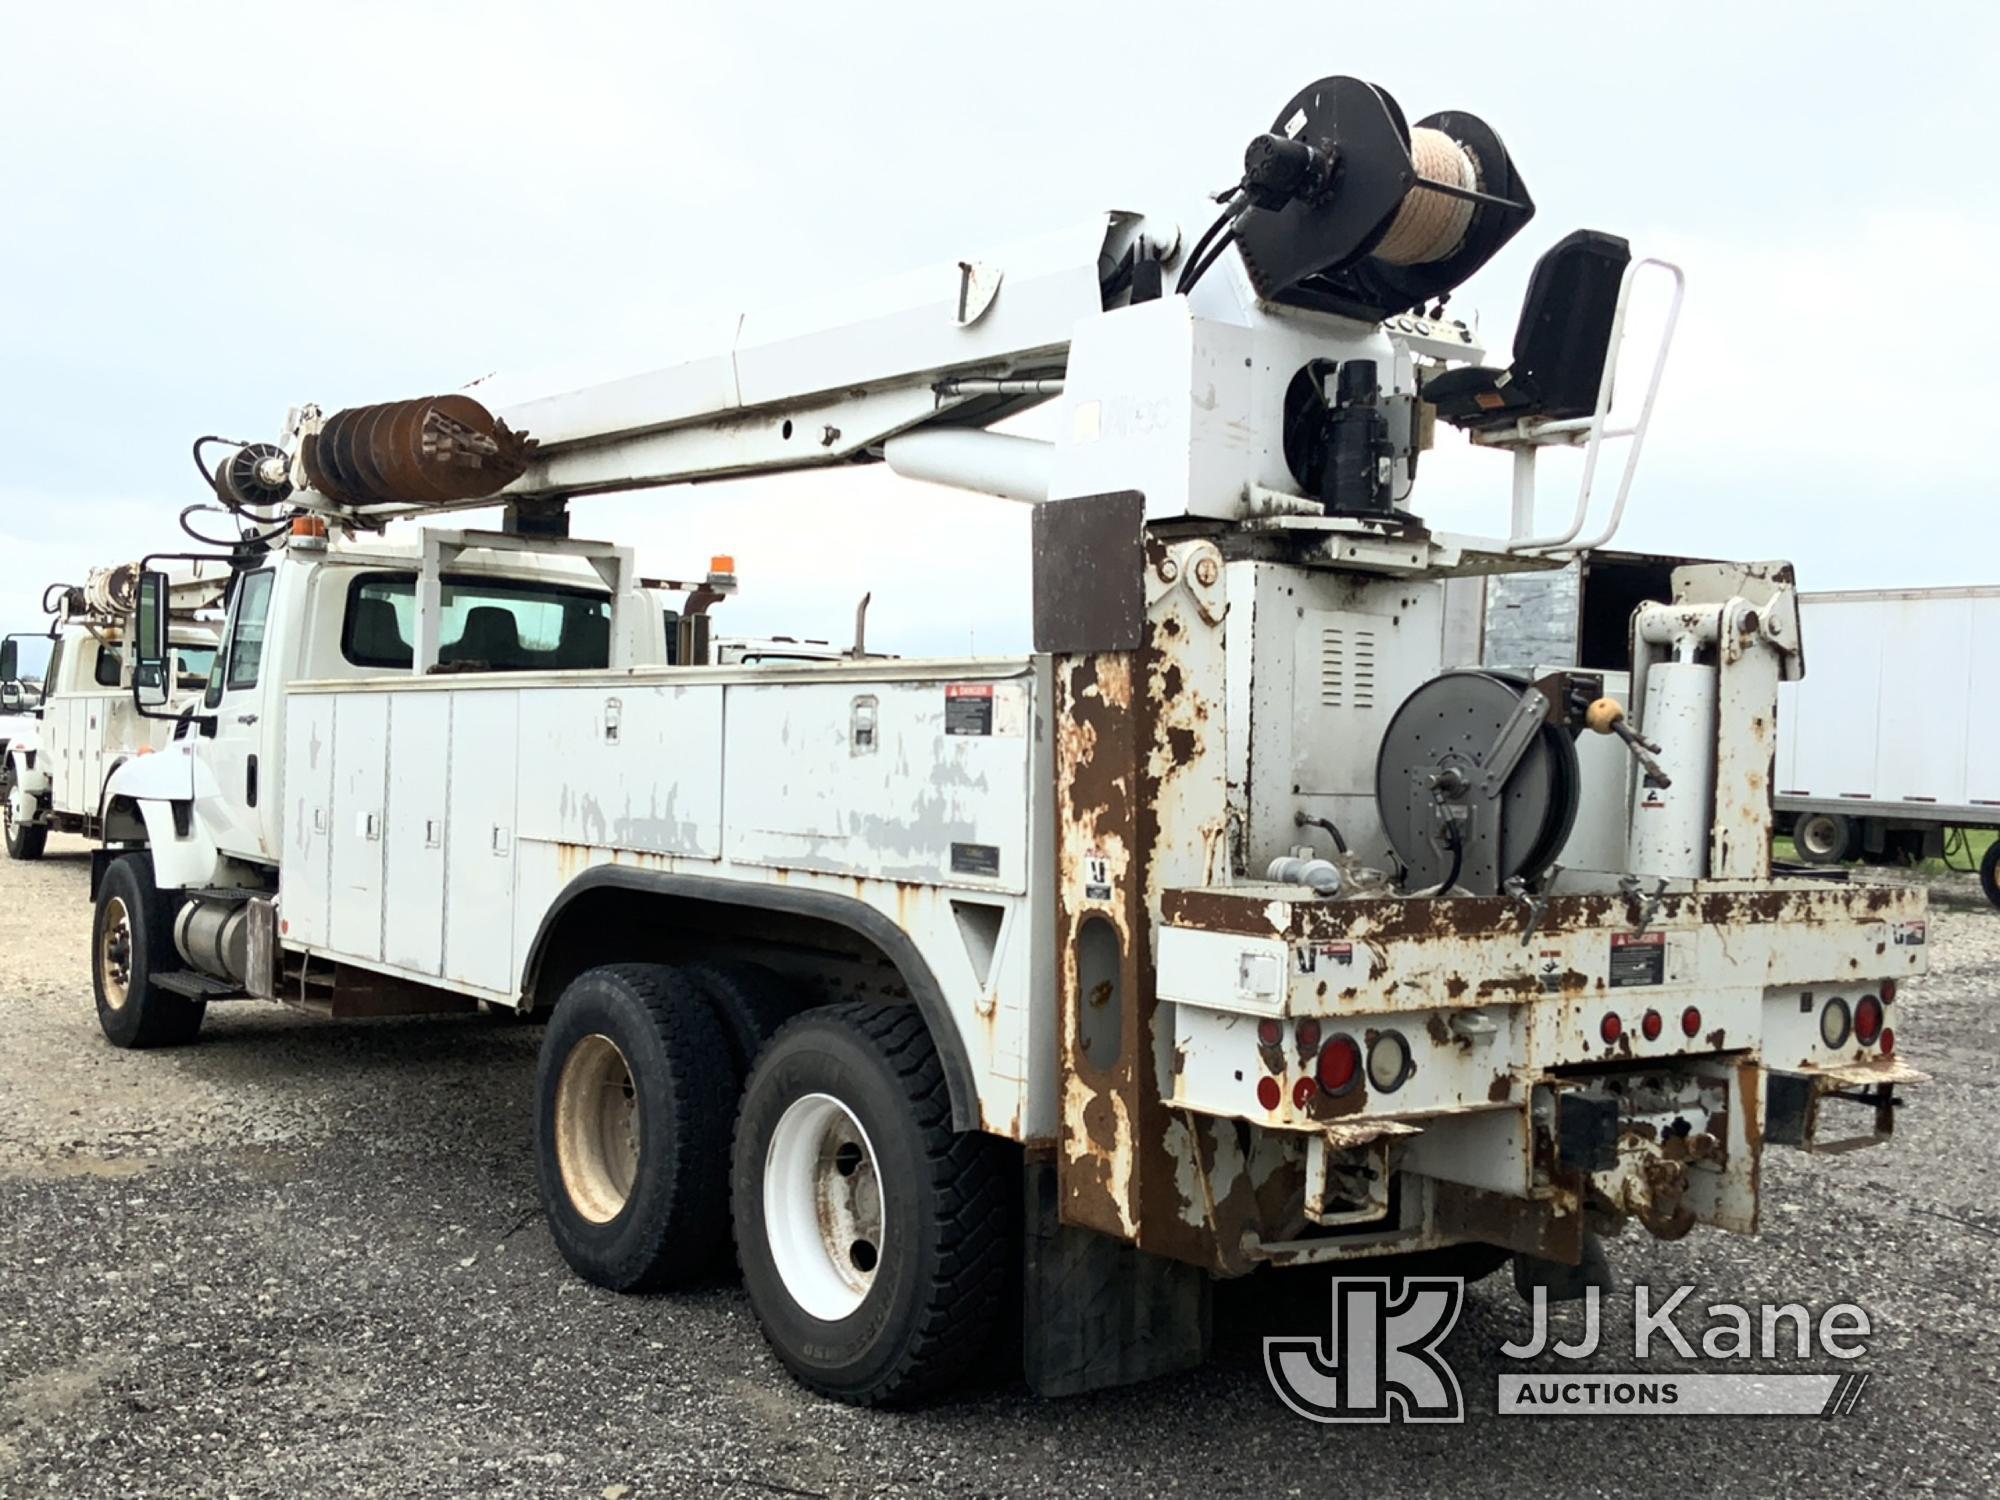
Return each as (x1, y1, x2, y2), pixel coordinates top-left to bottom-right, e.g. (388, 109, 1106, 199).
(1148, 876, 1927, 1264)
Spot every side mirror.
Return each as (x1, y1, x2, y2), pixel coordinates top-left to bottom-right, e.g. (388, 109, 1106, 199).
(132, 571, 172, 710)
(0, 637, 16, 683)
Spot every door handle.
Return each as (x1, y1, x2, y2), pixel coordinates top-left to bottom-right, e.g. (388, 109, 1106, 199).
(236, 713, 259, 725)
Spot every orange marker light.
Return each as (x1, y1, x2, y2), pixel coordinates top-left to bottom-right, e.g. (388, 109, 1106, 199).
(710, 554, 736, 575)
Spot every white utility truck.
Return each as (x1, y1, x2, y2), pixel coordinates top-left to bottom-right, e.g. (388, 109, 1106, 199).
(1771, 585, 2000, 906)
(2, 567, 224, 860)
(92, 75, 1925, 1406)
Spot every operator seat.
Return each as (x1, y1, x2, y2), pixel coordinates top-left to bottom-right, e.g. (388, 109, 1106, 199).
(349, 597, 411, 667)
(1424, 228, 1630, 433)
(449, 606, 523, 670)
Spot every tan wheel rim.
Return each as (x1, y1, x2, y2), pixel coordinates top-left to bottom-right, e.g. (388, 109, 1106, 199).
(554, 1033, 640, 1224)
(100, 896, 134, 1010)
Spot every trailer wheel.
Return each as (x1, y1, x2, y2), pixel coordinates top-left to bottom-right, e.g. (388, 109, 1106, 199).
(1980, 838, 2000, 912)
(535, 964, 736, 1291)
(93, 854, 202, 1047)
(732, 1003, 1011, 1406)
(1793, 812, 1854, 865)
(1, 770, 47, 861)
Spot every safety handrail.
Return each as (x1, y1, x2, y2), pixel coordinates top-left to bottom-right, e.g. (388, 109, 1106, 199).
(1493, 256, 1685, 554)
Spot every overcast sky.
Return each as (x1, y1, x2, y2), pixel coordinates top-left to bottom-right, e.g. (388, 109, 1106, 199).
(4, 3, 1995, 656)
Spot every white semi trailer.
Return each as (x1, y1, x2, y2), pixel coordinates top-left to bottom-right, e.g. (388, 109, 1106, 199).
(1773, 585, 2000, 906)
(91, 75, 1925, 1406)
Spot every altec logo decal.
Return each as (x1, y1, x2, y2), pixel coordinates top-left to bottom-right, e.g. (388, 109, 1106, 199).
(1264, 1278, 1465, 1424)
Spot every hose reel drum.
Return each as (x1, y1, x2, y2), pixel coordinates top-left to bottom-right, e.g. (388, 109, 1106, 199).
(1374, 670, 1582, 895)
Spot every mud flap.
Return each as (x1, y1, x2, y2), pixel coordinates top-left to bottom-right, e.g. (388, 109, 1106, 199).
(1513, 1231, 1613, 1304)
(1022, 1158, 1211, 1397)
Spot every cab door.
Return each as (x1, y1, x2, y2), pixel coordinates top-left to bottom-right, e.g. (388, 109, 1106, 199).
(196, 568, 280, 862)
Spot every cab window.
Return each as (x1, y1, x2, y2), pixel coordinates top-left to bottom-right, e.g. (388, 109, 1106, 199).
(341, 574, 613, 672)
(94, 644, 124, 688)
(206, 570, 275, 707)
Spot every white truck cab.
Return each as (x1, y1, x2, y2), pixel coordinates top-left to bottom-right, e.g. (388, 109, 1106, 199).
(3, 586, 221, 860)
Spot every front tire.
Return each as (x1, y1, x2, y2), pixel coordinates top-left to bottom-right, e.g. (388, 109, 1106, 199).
(2, 769, 47, 861)
(93, 853, 202, 1047)
(732, 1004, 1011, 1406)
(535, 964, 736, 1291)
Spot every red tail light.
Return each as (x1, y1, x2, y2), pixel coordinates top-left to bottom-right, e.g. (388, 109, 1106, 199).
(1599, 1012, 1623, 1046)
(1881, 978, 1897, 1003)
(1681, 1006, 1703, 1038)
(1256, 1075, 1282, 1110)
(1640, 1009, 1663, 1041)
(1879, 1028, 1896, 1057)
(1854, 994, 1885, 1046)
(1316, 1035, 1362, 1095)
(1257, 1018, 1283, 1047)
(1295, 1018, 1323, 1053)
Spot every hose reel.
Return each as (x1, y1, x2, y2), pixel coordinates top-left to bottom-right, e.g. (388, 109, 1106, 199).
(1374, 670, 1581, 895)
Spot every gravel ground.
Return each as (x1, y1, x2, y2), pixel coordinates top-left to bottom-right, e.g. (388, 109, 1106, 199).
(2, 836, 1996, 1497)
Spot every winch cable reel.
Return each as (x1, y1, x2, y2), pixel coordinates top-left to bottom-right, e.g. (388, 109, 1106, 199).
(1375, 670, 1582, 896)
(1186, 76, 1537, 522)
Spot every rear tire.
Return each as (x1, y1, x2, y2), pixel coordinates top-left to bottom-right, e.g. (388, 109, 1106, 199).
(535, 964, 736, 1291)
(732, 1003, 1011, 1406)
(93, 853, 203, 1047)
(1980, 837, 2000, 912)
(1793, 811, 1854, 865)
(684, 959, 796, 1073)
(2, 770, 47, 861)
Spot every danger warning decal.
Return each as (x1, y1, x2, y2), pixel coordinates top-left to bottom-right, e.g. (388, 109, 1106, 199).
(1609, 930, 1667, 988)
(945, 683, 994, 736)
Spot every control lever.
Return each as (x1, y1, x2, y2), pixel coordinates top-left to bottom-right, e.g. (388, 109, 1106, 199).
(1619, 874, 1669, 935)
(1585, 697, 1671, 788)
(1503, 867, 1561, 946)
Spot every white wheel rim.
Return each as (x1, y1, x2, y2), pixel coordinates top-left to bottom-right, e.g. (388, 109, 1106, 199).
(763, 1092, 883, 1321)
(100, 896, 134, 1010)
(554, 1033, 640, 1224)
(1799, 816, 1839, 858)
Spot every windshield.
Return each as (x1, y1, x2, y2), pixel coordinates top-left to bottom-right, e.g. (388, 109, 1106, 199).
(174, 644, 218, 689)
(91, 641, 218, 692)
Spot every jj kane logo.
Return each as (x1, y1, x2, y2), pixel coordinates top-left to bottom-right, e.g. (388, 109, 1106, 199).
(1264, 1278, 1466, 1423)
(1266, 1279, 1875, 1423)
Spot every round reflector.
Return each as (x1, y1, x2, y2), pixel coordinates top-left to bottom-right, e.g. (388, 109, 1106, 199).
(1366, 1031, 1412, 1093)
(1316, 1035, 1362, 1095)
(1257, 1018, 1283, 1047)
(1641, 1009, 1663, 1042)
(1855, 994, 1885, 1046)
(1296, 1018, 1323, 1053)
(1600, 1012, 1623, 1046)
(1256, 1075, 1282, 1111)
(1681, 1006, 1702, 1039)
(1881, 978, 1897, 1004)
(1879, 1028, 1896, 1057)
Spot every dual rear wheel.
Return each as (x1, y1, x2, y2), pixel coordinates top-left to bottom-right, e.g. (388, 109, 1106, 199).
(534, 965, 1010, 1406)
